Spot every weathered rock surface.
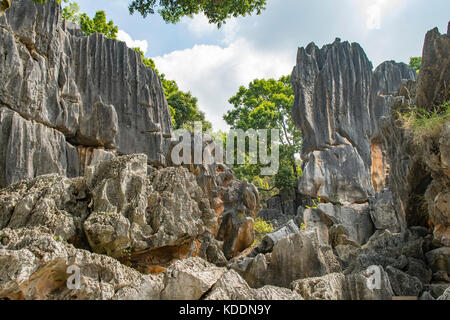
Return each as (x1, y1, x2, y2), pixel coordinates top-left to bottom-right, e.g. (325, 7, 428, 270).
(0, 155, 225, 273)
(385, 265, 423, 297)
(169, 132, 261, 259)
(205, 270, 302, 300)
(250, 219, 299, 256)
(437, 286, 450, 300)
(377, 25, 449, 246)
(231, 229, 341, 288)
(416, 24, 450, 111)
(369, 190, 403, 233)
(0, 0, 172, 188)
(292, 39, 416, 204)
(290, 266, 394, 300)
(216, 179, 260, 259)
(0, 228, 164, 300)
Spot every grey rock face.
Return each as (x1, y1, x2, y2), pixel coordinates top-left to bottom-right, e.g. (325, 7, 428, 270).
(316, 203, 374, 245)
(232, 230, 341, 288)
(415, 24, 450, 111)
(205, 270, 302, 300)
(291, 266, 394, 300)
(385, 266, 423, 297)
(0, 174, 89, 248)
(369, 190, 403, 233)
(426, 247, 450, 276)
(0, 155, 223, 272)
(0, 228, 164, 300)
(0, 0, 172, 188)
(292, 38, 416, 206)
(437, 286, 450, 300)
(250, 219, 299, 256)
(216, 179, 260, 259)
(160, 257, 226, 300)
(83, 155, 217, 261)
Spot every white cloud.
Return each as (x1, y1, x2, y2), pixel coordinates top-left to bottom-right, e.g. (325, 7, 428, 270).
(354, 0, 406, 30)
(183, 14, 217, 37)
(153, 38, 295, 131)
(117, 30, 148, 54)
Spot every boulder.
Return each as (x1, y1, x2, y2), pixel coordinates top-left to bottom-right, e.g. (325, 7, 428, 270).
(426, 247, 450, 276)
(291, 266, 394, 300)
(216, 179, 260, 259)
(250, 219, 299, 256)
(0, 228, 164, 300)
(160, 257, 226, 300)
(232, 230, 341, 288)
(0, 174, 89, 248)
(369, 190, 403, 233)
(205, 270, 302, 300)
(385, 266, 423, 297)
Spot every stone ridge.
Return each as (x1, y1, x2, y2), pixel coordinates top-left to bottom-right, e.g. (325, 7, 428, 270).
(0, 0, 173, 187)
(292, 38, 417, 204)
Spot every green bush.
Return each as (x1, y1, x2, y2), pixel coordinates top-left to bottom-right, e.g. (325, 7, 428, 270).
(253, 217, 274, 246)
(399, 100, 450, 144)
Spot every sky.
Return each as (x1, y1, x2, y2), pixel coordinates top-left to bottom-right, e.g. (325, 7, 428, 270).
(69, 0, 449, 131)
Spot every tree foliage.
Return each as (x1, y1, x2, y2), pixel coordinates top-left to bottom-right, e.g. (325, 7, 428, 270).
(35, 0, 266, 27)
(128, 0, 267, 26)
(61, 2, 118, 39)
(409, 57, 422, 74)
(224, 76, 302, 196)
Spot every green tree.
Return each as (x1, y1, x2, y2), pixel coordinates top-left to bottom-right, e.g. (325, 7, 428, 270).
(129, 0, 266, 26)
(224, 76, 302, 196)
(61, 1, 80, 23)
(409, 57, 422, 74)
(79, 11, 118, 39)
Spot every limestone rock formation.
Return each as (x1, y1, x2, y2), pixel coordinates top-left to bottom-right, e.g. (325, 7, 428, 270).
(377, 25, 449, 246)
(0, 154, 225, 274)
(290, 267, 394, 300)
(0, 0, 172, 188)
(231, 229, 341, 288)
(169, 132, 261, 259)
(0, 228, 165, 300)
(205, 270, 302, 300)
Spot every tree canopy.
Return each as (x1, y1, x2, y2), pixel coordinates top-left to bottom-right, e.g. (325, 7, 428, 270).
(129, 0, 267, 26)
(409, 57, 422, 74)
(62, 3, 118, 39)
(224, 76, 302, 197)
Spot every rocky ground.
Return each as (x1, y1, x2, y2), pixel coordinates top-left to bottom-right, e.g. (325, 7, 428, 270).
(0, 0, 448, 300)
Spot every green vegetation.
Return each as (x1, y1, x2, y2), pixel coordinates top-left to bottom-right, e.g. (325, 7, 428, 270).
(224, 76, 302, 199)
(253, 217, 274, 244)
(399, 99, 450, 144)
(305, 197, 321, 209)
(129, 0, 267, 27)
(34, 0, 266, 27)
(61, 2, 118, 39)
(53, 235, 66, 242)
(299, 223, 306, 231)
(408, 57, 422, 74)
